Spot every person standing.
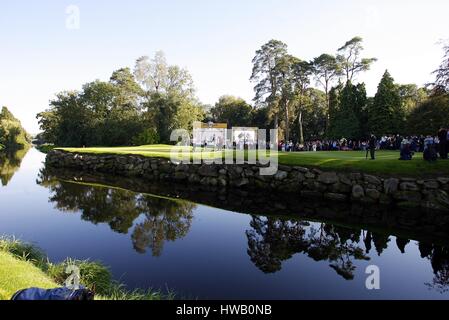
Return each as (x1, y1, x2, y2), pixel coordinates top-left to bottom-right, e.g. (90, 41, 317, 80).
(368, 134, 377, 160)
(438, 128, 448, 159)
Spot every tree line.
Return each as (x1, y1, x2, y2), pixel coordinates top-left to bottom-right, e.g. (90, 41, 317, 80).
(250, 37, 448, 142)
(0, 107, 30, 151)
(37, 39, 449, 147)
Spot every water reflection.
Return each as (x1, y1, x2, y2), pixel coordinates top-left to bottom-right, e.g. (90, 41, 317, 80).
(36, 166, 449, 294)
(246, 217, 370, 279)
(38, 170, 195, 256)
(0, 147, 29, 186)
(422, 244, 449, 294)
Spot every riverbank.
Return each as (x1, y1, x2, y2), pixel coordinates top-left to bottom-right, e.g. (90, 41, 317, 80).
(0, 237, 173, 300)
(57, 145, 449, 177)
(46, 149, 449, 212)
(0, 251, 57, 300)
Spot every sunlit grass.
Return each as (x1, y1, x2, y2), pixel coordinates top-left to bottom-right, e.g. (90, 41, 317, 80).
(0, 236, 173, 300)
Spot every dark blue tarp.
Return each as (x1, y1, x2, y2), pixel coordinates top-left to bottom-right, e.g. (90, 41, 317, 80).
(11, 287, 94, 300)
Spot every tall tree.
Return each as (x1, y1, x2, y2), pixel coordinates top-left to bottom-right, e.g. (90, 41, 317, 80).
(134, 51, 195, 99)
(327, 83, 343, 138)
(210, 95, 253, 127)
(110, 68, 144, 109)
(397, 84, 429, 115)
(312, 54, 341, 130)
(276, 54, 299, 142)
(166, 65, 195, 99)
(407, 95, 449, 135)
(291, 60, 313, 144)
(368, 70, 405, 136)
(337, 37, 377, 83)
(134, 51, 168, 93)
(430, 44, 449, 95)
(331, 82, 366, 139)
(250, 40, 288, 129)
(291, 88, 327, 142)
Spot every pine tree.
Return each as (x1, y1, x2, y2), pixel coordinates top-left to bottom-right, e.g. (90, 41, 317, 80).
(368, 70, 405, 135)
(331, 82, 367, 139)
(327, 83, 342, 138)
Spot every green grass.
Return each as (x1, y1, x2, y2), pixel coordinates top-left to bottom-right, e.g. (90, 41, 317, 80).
(58, 145, 449, 177)
(0, 251, 58, 300)
(35, 144, 55, 154)
(0, 237, 173, 300)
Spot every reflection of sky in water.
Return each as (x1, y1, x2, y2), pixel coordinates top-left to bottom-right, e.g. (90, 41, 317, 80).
(0, 148, 448, 299)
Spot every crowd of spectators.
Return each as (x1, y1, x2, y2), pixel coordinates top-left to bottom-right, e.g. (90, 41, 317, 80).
(278, 128, 449, 161)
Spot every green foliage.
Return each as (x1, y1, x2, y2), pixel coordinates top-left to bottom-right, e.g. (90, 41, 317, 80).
(337, 37, 377, 83)
(368, 70, 405, 135)
(143, 93, 204, 143)
(398, 84, 429, 115)
(430, 44, 449, 95)
(211, 95, 253, 127)
(406, 94, 449, 135)
(0, 148, 29, 186)
(251, 106, 272, 129)
(290, 88, 327, 141)
(37, 55, 205, 147)
(0, 236, 46, 265)
(47, 259, 112, 295)
(132, 128, 160, 146)
(35, 144, 55, 154)
(134, 51, 195, 99)
(0, 251, 57, 300)
(327, 83, 343, 137)
(328, 82, 367, 139)
(100, 283, 174, 300)
(0, 107, 30, 150)
(250, 39, 289, 130)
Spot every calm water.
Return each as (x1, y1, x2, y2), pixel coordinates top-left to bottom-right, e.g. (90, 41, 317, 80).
(1, 148, 449, 299)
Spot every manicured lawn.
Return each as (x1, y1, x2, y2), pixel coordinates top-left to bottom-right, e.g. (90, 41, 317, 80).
(58, 145, 449, 177)
(0, 251, 58, 300)
(278, 151, 449, 176)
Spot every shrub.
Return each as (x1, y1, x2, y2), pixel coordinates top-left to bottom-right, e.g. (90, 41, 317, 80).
(406, 94, 449, 135)
(0, 236, 46, 266)
(47, 259, 112, 295)
(132, 128, 160, 146)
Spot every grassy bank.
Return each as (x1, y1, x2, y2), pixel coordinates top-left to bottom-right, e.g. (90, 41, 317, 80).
(0, 251, 57, 300)
(0, 237, 173, 300)
(58, 145, 449, 177)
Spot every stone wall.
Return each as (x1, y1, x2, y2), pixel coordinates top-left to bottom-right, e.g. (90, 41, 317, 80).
(46, 150, 449, 212)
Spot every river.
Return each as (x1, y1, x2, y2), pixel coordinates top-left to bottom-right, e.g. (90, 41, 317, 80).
(1, 147, 448, 299)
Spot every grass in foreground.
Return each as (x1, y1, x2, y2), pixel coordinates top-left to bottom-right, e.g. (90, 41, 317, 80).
(0, 251, 57, 300)
(58, 145, 449, 177)
(0, 237, 172, 300)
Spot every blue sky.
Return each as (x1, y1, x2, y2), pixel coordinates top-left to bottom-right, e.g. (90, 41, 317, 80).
(1, 0, 448, 132)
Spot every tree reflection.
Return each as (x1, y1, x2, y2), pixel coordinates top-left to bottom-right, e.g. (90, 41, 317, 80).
(420, 244, 449, 294)
(132, 196, 194, 256)
(38, 168, 449, 291)
(0, 147, 29, 186)
(246, 216, 370, 280)
(37, 169, 195, 256)
(246, 217, 309, 273)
